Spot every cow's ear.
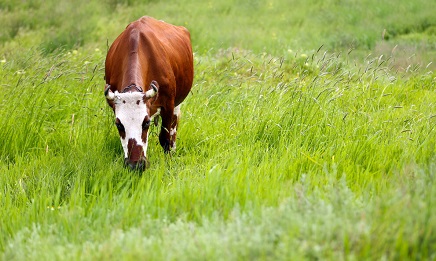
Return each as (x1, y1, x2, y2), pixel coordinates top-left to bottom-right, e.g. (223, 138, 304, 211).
(105, 84, 115, 110)
(150, 80, 159, 92)
(145, 80, 158, 98)
(105, 84, 115, 100)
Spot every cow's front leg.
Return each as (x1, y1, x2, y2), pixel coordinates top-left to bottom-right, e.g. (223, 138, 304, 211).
(159, 106, 175, 153)
(169, 104, 181, 151)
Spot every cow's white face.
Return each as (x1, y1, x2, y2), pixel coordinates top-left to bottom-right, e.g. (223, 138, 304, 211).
(105, 84, 158, 171)
(113, 92, 150, 168)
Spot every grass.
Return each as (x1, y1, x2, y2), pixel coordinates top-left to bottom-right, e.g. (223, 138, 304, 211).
(1, 0, 435, 260)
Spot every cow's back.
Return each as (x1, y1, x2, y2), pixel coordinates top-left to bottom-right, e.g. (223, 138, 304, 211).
(105, 16, 194, 107)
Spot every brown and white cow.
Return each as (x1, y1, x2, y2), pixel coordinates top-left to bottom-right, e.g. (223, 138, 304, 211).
(104, 16, 194, 170)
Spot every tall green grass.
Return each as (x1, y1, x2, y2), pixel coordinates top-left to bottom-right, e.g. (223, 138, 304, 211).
(1, 0, 435, 260)
(1, 45, 435, 260)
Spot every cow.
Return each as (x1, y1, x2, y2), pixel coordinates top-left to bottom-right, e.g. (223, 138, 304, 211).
(104, 16, 194, 171)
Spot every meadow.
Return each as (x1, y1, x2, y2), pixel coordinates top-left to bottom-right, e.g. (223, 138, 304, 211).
(0, 0, 435, 260)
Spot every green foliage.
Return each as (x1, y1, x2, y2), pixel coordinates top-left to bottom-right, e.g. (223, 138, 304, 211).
(1, 0, 111, 53)
(1, 0, 435, 56)
(0, 0, 435, 260)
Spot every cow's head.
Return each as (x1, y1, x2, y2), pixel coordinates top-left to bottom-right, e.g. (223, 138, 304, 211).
(105, 81, 159, 171)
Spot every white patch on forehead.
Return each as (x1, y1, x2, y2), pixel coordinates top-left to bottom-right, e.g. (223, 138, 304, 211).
(113, 92, 148, 158)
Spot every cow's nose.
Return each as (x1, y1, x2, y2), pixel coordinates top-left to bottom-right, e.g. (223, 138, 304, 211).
(124, 157, 148, 171)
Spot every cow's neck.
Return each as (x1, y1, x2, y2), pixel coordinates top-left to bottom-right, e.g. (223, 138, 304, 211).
(122, 28, 145, 91)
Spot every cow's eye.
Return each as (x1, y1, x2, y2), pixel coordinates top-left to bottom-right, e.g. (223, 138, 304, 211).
(142, 119, 151, 130)
(115, 119, 125, 132)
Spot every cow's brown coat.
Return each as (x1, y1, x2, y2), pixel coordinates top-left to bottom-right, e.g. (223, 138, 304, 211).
(105, 16, 194, 168)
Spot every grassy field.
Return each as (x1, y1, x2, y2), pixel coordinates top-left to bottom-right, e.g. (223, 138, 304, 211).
(1, 0, 435, 260)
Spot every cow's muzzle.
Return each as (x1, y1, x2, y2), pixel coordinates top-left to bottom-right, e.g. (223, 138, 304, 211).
(124, 157, 148, 171)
